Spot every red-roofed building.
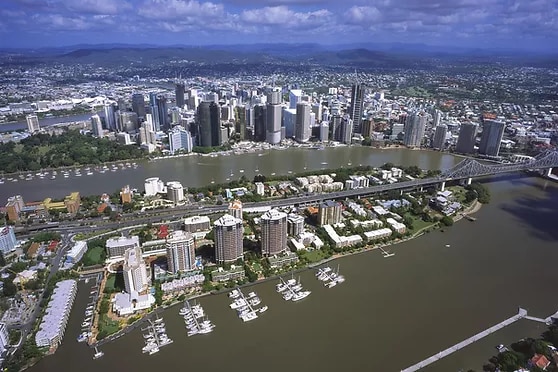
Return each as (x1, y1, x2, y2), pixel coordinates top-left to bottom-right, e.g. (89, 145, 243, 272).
(47, 240, 59, 252)
(97, 203, 108, 213)
(531, 354, 550, 370)
(157, 225, 169, 239)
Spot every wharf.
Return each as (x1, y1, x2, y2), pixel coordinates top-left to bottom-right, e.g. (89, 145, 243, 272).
(183, 300, 202, 331)
(235, 288, 258, 317)
(401, 308, 527, 372)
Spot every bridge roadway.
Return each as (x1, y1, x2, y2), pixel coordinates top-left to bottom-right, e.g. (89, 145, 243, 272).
(401, 308, 528, 372)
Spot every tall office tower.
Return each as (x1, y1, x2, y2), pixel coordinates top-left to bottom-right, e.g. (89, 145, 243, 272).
(289, 89, 302, 109)
(433, 109, 442, 127)
(228, 199, 243, 220)
(103, 103, 116, 131)
(122, 246, 149, 294)
(260, 209, 287, 256)
(187, 89, 199, 110)
(330, 114, 342, 141)
(209, 102, 221, 146)
(479, 120, 505, 156)
(213, 214, 244, 264)
(319, 122, 329, 142)
(156, 95, 169, 131)
(361, 119, 374, 138)
(318, 200, 342, 226)
(197, 101, 212, 147)
(311, 103, 322, 122)
(169, 126, 193, 154)
(131, 93, 146, 119)
(235, 106, 247, 140)
(349, 83, 365, 134)
(116, 111, 138, 132)
(166, 231, 195, 273)
(295, 102, 311, 142)
(26, 114, 40, 133)
(403, 111, 427, 147)
(455, 122, 478, 154)
(432, 124, 447, 150)
(253, 104, 267, 142)
(266, 101, 282, 144)
(340, 115, 353, 144)
(282, 108, 296, 138)
(268, 89, 281, 105)
(90, 114, 103, 138)
(148, 93, 160, 131)
(175, 82, 185, 108)
(118, 98, 127, 112)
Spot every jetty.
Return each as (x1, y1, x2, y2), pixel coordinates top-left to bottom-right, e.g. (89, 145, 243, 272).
(401, 308, 527, 372)
(379, 247, 395, 258)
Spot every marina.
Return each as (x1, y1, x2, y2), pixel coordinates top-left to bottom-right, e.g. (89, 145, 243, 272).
(315, 265, 346, 288)
(92, 346, 104, 360)
(180, 300, 215, 337)
(276, 275, 311, 301)
(379, 247, 395, 258)
(229, 288, 268, 322)
(141, 316, 173, 355)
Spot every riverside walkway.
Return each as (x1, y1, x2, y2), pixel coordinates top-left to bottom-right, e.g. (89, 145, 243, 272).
(401, 308, 527, 372)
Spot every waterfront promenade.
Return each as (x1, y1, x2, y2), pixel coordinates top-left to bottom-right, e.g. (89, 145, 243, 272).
(401, 308, 528, 372)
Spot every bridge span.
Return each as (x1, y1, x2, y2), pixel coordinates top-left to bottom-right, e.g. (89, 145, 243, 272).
(401, 308, 528, 372)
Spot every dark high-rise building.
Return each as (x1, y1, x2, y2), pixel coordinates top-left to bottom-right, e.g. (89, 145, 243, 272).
(156, 96, 169, 131)
(235, 106, 247, 140)
(330, 114, 342, 141)
(479, 120, 505, 157)
(432, 124, 447, 150)
(131, 93, 146, 119)
(349, 84, 365, 133)
(196, 101, 221, 147)
(455, 122, 478, 154)
(175, 83, 185, 108)
(209, 102, 221, 146)
(361, 119, 374, 138)
(253, 105, 267, 142)
(149, 93, 161, 131)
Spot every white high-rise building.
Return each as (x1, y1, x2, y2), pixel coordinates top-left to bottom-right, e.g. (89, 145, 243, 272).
(228, 199, 243, 220)
(0, 322, 9, 355)
(166, 231, 196, 273)
(26, 114, 40, 133)
(289, 89, 302, 109)
(123, 247, 149, 294)
(295, 102, 311, 142)
(168, 127, 193, 154)
(0, 226, 17, 254)
(90, 114, 103, 138)
(403, 111, 427, 147)
(214, 214, 243, 264)
(144, 177, 166, 196)
(166, 181, 185, 203)
(260, 209, 287, 256)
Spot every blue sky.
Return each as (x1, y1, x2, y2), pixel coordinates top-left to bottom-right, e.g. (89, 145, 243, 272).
(1, 0, 557, 51)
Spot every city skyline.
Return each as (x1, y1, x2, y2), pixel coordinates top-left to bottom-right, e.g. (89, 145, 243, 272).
(1, 0, 557, 52)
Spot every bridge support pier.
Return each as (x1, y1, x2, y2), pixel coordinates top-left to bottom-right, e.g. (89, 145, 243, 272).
(419, 187, 424, 192)
(546, 168, 553, 177)
(440, 181, 446, 192)
(466, 177, 472, 185)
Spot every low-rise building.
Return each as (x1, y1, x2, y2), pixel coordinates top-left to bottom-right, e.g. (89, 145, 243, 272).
(66, 241, 87, 264)
(183, 215, 211, 233)
(268, 251, 299, 269)
(112, 291, 155, 316)
(211, 266, 245, 282)
(255, 182, 265, 196)
(42, 192, 81, 214)
(35, 280, 77, 348)
(364, 228, 393, 241)
(323, 225, 363, 248)
(0, 322, 9, 356)
(386, 218, 407, 234)
(106, 236, 140, 258)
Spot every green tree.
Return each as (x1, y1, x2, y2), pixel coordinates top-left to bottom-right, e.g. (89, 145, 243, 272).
(440, 216, 454, 226)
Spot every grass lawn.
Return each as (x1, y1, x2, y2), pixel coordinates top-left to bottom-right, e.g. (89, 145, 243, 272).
(83, 246, 104, 265)
(302, 249, 325, 263)
(97, 314, 120, 339)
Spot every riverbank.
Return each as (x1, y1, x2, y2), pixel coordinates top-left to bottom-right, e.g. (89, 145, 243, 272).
(83, 199, 484, 349)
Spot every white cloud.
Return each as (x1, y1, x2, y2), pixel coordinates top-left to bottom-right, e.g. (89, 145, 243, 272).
(138, 0, 225, 21)
(344, 6, 381, 24)
(64, 0, 132, 15)
(240, 6, 332, 28)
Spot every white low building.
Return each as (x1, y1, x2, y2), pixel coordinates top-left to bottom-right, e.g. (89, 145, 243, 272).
(323, 225, 362, 248)
(66, 241, 87, 264)
(364, 228, 393, 241)
(386, 218, 407, 234)
(112, 291, 155, 316)
(35, 280, 77, 348)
